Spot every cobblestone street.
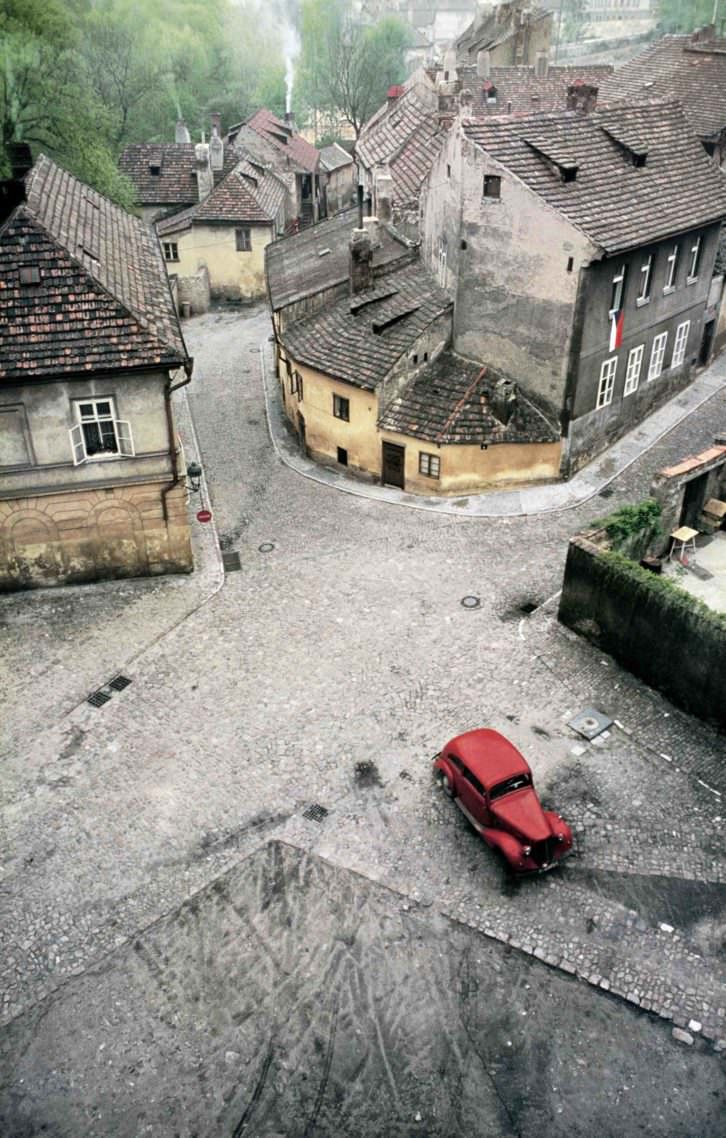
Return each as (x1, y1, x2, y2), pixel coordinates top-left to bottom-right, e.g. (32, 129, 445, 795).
(1, 304, 725, 1135)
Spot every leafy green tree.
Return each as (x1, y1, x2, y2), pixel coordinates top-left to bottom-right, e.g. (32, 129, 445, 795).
(657, 0, 719, 33)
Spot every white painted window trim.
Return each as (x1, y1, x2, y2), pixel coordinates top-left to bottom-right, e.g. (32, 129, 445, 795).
(671, 320, 690, 368)
(647, 331, 668, 381)
(687, 236, 701, 283)
(609, 265, 626, 316)
(624, 344, 644, 395)
(664, 244, 679, 292)
(69, 399, 135, 465)
(596, 356, 617, 409)
(636, 255, 652, 305)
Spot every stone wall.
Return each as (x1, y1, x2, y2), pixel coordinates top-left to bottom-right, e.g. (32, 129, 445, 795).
(558, 535, 726, 727)
(176, 266, 211, 316)
(0, 481, 192, 592)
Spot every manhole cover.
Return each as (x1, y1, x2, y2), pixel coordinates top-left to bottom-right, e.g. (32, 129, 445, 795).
(87, 690, 111, 708)
(258, 542, 275, 553)
(568, 707, 613, 740)
(461, 595, 481, 609)
(222, 551, 241, 572)
(302, 803, 329, 823)
(108, 675, 131, 692)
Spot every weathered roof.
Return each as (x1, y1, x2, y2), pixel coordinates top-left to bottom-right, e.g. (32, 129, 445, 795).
(459, 64, 613, 116)
(156, 161, 285, 235)
(265, 207, 412, 312)
(378, 353, 559, 445)
(0, 155, 186, 381)
(598, 33, 726, 141)
(231, 109, 320, 174)
(462, 101, 726, 254)
(357, 77, 443, 206)
(455, 2, 550, 60)
(281, 263, 452, 390)
(118, 143, 236, 206)
(319, 143, 355, 173)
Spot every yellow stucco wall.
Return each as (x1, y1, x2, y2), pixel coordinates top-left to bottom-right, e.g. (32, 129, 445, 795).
(279, 350, 562, 493)
(173, 223, 272, 299)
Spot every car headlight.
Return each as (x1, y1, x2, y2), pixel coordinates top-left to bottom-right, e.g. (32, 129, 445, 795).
(522, 845, 531, 856)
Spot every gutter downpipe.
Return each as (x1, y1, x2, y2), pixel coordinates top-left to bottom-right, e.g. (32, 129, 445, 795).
(162, 356, 194, 524)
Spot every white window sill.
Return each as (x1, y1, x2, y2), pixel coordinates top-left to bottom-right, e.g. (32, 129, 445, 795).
(662, 285, 676, 296)
(686, 276, 698, 286)
(635, 296, 650, 308)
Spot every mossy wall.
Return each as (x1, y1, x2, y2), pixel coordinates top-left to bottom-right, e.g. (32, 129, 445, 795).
(558, 536, 726, 727)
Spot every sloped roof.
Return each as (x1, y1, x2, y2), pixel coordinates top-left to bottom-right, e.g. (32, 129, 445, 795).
(118, 143, 236, 206)
(156, 161, 286, 235)
(460, 64, 613, 116)
(455, 2, 550, 60)
(281, 263, 451, 390)
(231, 109, 320, 174)
(357, 77, 443, 206)
(378, 353, 559, 445)
(462, 101, 726, 254)
(319, 143, 354, 173)
(0, 155, 186, 380)
(598, 33, 726, 141)
(265, 207, 412, 312)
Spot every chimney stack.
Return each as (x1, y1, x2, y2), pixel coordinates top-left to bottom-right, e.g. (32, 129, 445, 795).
(349, 227, 373, 295)
(195, 141, 213, 201)
(490, 377, 517, 426)
(535, 50, 548, 79)
(363, 214, 380, 247)
(374, 171, 393, 224)
(209, 113, 224, 172)
(387, 84, 404, 109)
(566, 82, 598, 114)
(476, 49, 491, 80)
(175, 120, 191, 144)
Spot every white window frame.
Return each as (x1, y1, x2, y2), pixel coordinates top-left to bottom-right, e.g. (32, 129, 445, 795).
(687, 236, 701, 282)
(624, 344, 644, 395)
(664, 244, 679, 292)
(647, 331, 668, 381)
(437, 239, 447, 287)
(419, 451, 441, 478)
(636, 255, 652, 305)
(69, 398, 134, 465)
(609, 265, 626, 315)
(596, 356, 617, 409)
(671, 320, 690, 368)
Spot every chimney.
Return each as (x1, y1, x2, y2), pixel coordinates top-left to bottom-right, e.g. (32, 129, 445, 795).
(195, 141, 213, 201)
(175, 120, 191, 144)
(566, 82, 598, 114)
(535, 50, 548, 79)
(363, 214, 380, 247)
(490, 377, 517, 426)
(387, 84, 404, 109)
(284, 111, 296, 130)
(459, 88, 473, 120)
(209, 113, 224, 172)
(349, 227, 373, 295)
(692, 24, 715, 43)
(374, 171, 393, 224)
(476, 49, 491, 80)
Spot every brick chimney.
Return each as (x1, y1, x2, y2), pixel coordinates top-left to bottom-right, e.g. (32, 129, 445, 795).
(195, 141, 213, 201)
(175, 120, 191, 144)
(209, 113, 224, 172)
(387, 84, 405, 109)
(566, 83, 598, 114)
(349, 227, 373, 295)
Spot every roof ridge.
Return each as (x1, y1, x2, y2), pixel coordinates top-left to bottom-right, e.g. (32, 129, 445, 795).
(436, 367, 487, 443)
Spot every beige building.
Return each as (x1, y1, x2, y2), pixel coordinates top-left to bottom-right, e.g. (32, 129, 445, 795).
(0, 155, 194, 591)
(157, 158, 287, 304)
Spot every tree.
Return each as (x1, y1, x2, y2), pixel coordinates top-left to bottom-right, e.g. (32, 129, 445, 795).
(296, 1, 410, 139)
(657, 0, 719, 34)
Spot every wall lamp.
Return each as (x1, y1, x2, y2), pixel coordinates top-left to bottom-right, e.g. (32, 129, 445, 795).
(186, 461, 203, 492)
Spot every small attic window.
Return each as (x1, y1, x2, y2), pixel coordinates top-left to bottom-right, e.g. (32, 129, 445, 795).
(561, 164, 578, 183)
(19, 266, 41, 285)
(483, 174, 501, 199)
(149, 163, 161, 176)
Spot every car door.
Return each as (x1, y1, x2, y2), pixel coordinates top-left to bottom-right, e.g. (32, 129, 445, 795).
(456, 761, 489, 828)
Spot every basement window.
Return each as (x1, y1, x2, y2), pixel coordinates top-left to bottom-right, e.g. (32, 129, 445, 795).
(483, 175, 501, 199)
(337, 447, 348, 466)
(19, 266, 42, 285)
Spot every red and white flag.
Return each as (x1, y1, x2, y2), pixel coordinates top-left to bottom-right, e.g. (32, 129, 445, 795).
(609, 309, 624, 352)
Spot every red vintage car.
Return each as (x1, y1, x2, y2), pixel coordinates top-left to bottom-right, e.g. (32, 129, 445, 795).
(433, 728, 573, 873)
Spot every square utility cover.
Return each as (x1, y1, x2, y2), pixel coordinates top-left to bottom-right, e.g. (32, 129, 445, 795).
(568, 707, 613, 740)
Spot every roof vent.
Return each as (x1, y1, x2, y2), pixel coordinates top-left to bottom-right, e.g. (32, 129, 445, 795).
(372, 304, 421, 334)
(525, 139, 578, 183)
(149, 163, 161, 176)
(600, 124, 648, 168)
(349, 287, 399, 314)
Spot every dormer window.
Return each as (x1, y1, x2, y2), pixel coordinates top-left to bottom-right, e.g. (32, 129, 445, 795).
(688, 236, 701, 281)
(19, 266, 41, 285)
(487, 85, 498, 105)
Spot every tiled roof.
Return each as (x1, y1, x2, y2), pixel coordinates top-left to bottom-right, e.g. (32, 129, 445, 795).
(378, 353, 560, 444)
(459, 64, 613, 116)
(265, 207, 412, 312)
(281, 263, 452, 390)
(156, 161, 285, 234)
(357, 79, 443, 206)
(455, 3, 550, 59)
(598, 34, 726, 141)
(0, 155, 186, 381)
(462, 101, 726, 254)
(319, 143, 354, 173)
(234, 109, 320, 174)
(118, 143, 236, 206)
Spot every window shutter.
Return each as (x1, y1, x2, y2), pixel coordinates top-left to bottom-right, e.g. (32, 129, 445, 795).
(116, 419, 135, 457)
(69, 423, 87, 465)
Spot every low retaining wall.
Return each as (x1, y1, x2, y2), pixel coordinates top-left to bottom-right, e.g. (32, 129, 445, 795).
(559, 536, 726, 728)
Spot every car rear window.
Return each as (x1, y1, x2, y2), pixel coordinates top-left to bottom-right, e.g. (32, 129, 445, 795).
(490, 773, 532, 800)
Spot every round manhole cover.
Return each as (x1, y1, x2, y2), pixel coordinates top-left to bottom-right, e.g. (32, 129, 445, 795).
(460, 595, 481, 609)
(580, 717, 600, 732)
(258, 542, 275, 553)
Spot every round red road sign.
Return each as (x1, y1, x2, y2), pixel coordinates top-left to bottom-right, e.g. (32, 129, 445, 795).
(196, 508, 213, 523)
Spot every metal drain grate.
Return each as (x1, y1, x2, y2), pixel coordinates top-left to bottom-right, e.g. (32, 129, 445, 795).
(302, 803, 329, 823)
(222, 551, 241, 572)
(108, 674, 132, 692)
(460, 595, 481, 609)
(87, 690, 112, 708)
(568, 707, 613, 740)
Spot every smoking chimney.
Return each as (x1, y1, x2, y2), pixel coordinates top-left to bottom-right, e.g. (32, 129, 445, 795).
(176, 120, 191, 144)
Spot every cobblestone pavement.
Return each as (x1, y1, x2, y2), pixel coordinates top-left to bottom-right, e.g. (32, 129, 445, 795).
(1, 305, 725, 1070)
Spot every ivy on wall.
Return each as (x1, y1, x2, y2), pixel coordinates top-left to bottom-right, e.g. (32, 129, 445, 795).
(601, 549, 726, 633)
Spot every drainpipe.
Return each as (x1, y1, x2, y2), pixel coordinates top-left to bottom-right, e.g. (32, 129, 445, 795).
(161, 356, 194, 523)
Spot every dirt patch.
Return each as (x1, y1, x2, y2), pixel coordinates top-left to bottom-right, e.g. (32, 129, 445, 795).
(354, 760, 382, 788)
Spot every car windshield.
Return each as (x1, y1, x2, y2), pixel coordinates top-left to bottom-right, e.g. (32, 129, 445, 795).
(489, 773, 532, 800)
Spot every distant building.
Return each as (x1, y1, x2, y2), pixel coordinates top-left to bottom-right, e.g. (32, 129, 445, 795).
(0, 156, 193, 591)
(319, 144, 357, 215)
(454, 1, 553, 67)
(226, 110, 323, 230)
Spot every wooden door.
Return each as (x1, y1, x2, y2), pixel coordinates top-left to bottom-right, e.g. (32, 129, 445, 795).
(381, 441, 405, 489)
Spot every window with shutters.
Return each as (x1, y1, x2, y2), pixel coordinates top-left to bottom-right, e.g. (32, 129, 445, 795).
(69, 399, 134, 465)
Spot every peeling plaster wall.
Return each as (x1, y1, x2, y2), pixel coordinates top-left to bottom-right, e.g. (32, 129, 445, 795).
(173, 223, 273, 301)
